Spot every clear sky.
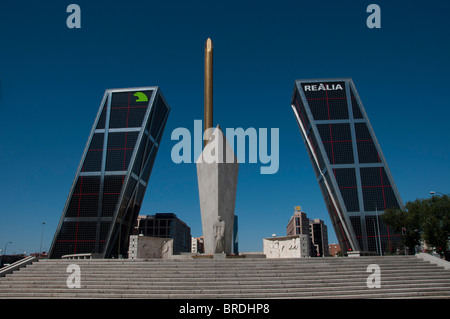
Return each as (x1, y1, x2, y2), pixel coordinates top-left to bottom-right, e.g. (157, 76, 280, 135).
(0, 1, 449, 255)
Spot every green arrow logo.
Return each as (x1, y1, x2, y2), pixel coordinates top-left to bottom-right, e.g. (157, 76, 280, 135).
(134, 92, 148, 102)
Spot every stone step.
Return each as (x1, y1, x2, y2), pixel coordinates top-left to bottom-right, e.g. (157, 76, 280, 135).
(46, 258, 439, 263)
(20, 267, 437, 275)
(2, 281, 449, 293)
(4, 279, 450, 292)
(35, 256, 420, 264)
(29, 264, 425, 271)
(13, 260, 446, 270)
(3, 272, 448, 282)
(27, 263, 436, 272)
(24, 260, 431, 268)
(35, 260, 394, 264)
(1, 286, 450, 299)
(36, 258, 420, 265)
(10, 274, 440, 281)
(12, 269, 445, 278)
(4, 268, 449, 278)
(2, 271, 448, 281)
(3, 278, 448, 290)
(2, 284, 450, 295)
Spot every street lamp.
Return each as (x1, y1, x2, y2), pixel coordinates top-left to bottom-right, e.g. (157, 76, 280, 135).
(430, 191, 445, 196)
(375, 205, 382, 256)
(3, 242, 12, 255)
(39, 222, 46, 258)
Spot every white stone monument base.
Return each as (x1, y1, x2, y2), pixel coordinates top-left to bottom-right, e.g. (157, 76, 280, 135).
(214, 252, 227, 259)
(128, 235, 173, 259)
(263, 235, 310, 258)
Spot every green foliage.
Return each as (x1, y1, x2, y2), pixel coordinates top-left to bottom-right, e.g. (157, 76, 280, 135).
(382, 194, 450, 256)
(383, 205, 420, 254)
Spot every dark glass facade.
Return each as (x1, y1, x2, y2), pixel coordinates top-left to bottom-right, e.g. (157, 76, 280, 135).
(310, 220, 329, 257)
(135, 213, 191, 254)
(291, 79, 403, 254)
(49, 87, 170, 258)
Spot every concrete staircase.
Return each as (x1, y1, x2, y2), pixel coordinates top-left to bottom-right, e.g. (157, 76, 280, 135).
(1, 255, 450, 299)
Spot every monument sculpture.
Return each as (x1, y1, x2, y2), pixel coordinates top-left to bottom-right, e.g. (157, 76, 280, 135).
(197, 38, 239, 256)
(213, 216, 226, 253)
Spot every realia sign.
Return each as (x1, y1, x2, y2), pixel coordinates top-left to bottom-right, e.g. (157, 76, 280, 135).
(303, 83, 344, 92)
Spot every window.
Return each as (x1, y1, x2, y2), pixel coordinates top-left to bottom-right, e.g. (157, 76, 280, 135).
(360, 167, 398, 211)
(105, 132, 139, 171)
(317, 124, 354, 165)
(302, 81, 348, 120)
(109, 91, 152, 129)
(334, 168, 359, 212)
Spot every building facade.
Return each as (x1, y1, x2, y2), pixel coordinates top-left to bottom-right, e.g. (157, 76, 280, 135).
(136, 213, 191, 254)
(291, 79, 403, 254)
(328, 243, 341, 257)
(49, 87, 170, 258)
(191, 236, 205, 254)
(309, 219, 329, 257)
(287, 207, 310, 237)
(287, 207, 330, 257)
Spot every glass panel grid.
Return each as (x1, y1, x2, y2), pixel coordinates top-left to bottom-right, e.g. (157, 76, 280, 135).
(317, 124, 354, 165)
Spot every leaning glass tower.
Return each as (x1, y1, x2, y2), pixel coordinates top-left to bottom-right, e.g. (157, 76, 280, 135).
(49, 87, 170, 258)
(291, 78, 403, 254)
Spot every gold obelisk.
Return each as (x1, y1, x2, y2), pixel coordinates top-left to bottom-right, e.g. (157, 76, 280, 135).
(204, 38, 213, 147)
(197, 38, 239, 256)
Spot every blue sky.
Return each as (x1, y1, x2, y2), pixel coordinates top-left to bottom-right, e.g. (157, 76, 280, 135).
(0, 1, 449, 255)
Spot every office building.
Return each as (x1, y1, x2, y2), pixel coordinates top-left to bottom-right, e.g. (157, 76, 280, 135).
(309, 219, 329, 257)
(286, 206, 313, 257)
(136, 213, 191, 254)
(287, 206, 310, 237)
(49, 87, 170, 258)
(192, 236, 204, 254)
(291, 78, 403, 254)
(287, 207, 330, 257)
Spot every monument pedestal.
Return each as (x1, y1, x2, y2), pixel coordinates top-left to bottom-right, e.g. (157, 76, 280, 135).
(214, 253, 227, 259)
(197, 126, 239, 255)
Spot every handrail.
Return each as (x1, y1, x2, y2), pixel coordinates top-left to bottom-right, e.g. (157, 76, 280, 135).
(61, 253, 103, 259)
(0, 256, 36, 277)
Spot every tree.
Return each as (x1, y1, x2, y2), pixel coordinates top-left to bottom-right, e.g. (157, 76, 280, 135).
(382, 194, 450, 257)
(383, 204, 421, 254)
(420, 195, 450, 256)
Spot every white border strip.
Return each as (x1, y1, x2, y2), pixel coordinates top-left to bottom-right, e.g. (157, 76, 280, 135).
(416, 253, 450, 270)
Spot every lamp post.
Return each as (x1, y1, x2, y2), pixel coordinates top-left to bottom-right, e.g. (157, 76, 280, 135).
(375, 205, 382, 256)
(3, 242, 12, 255)
(39, 222, 45, 258)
